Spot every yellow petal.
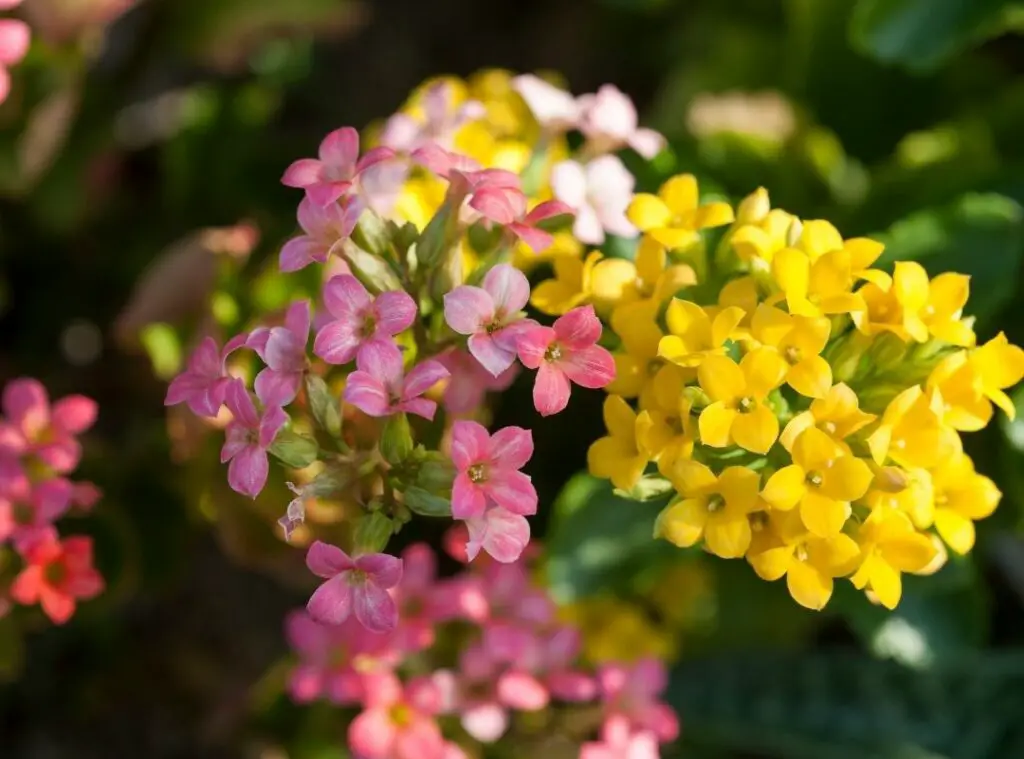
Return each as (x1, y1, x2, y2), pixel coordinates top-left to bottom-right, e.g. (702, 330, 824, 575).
(798, 220, 843, 258)
(655, 498, 706, 547)
(705, 514, 752, 558)
(772, 248, 810, 300)
(893, 261, 930, 312)
(590, 259, 638, 308)
(749, 545, 794, 582)
(731, 403, 779, 454)
(820, 456, 873, 502)
(787, 355, 832, 399)
(672, 459, 717, 496)
(934, 509, 976, 555)
(612, 301, 663, 359)
(780, 411, 815, 452)
(635, 236, 667, 283)
(659, 174, 698, 215)
(636, 410, 672, 458)
(800, 491, 849, 537)
(813, 533, 862, 576)
(751, 305, 793, 348)
(927, 272, 970, 316)
(531, 279, 583, 315)
(844, 237, 884, 270)
(627, 193, 672, 231)
(665, 298, 711, 344)
(603, 394, 637, 441)
(698, 402, 737, 448)
(868, 556, 902, 609)
(880, 533, 937, 572)
(654, 265, 698, 302)
(792, 426, 843, 472)
(973, 332, 1024, 390)
(649, 227, 701, 250)
(607, 353, 645, 398)
(698, 355, 745, 402)
(787, 560, 833, 610)
(761, 465, 806, 510)
(710, 307, 747, 348)
(717, 466, 762, 512)
(691, 202, 735, 229)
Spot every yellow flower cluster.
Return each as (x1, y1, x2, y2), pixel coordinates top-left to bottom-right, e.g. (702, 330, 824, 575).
(584, 181, 1024, 611)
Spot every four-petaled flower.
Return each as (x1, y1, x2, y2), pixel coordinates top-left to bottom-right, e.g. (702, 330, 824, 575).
(306, 540, 403, 632)
(220, 380, 287, 499)
(279, 197, 362, 272)
(315, 275, 418, 365)
(450, 420, 536, 520)
(344, 340, 449, 421)
(0, 378, 97, 473)
(247, 300, 312, 407)
(9, 533, 103, 625)
(165, 334, 247, 418)
(577, 84, 666, 159)
(550, 156, 637, 245)
(281, 126, 395, 207)
(469, 185, 572, 253)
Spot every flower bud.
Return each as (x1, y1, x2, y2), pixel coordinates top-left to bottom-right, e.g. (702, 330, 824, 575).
(866, 332, 908, 373)
(616, 475, 675, 502)
(416, 457, 456, 492)
(353, 511, 395, 554)
(380, 413, 414, 466)
(786, 217, 803, 247)
(352, 211, 392, 259)
(305, 374, 341, 438)
(268, 430, 319, 469)
(402, 486, 452, 517)
(827, 330, 872, 383)
(335, 239, 402, 295)
(736, 187, 769, 224)
(417, 200, 458, 269)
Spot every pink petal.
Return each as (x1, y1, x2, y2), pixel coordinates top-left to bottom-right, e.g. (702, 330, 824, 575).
(353, 581, 399, 632)
(468, 333, 517, 377)
(573, 204, 606, 245)
(452, 474, 487, 519)
(190, 336, 223, 375)
(467, 507, 530, 564)
(71, 481, 102, 510)
(356, 339, 405, 389)
(444, 285, 495, 335)
(516, 325, 556, 369)
(561, 344, 616, 389)
(50, 395, 97, 435)
(380, 112, 422, 151)
(322, 274, 372, 319)
(31, 479, 72, 522)
(511, 75, 579, 129)
(355, 146, 396, 174)
(285, 609, 334, 655)
(482, 264, 531, 315)
(327, 672, 365, 705)
(497, 671, 549, 711)
(358, 160, 407, 216)
(0, 20, 30, 67)
(354, 552, 404, 588)
(288, 666, 325, 703)
(285, 300, 312, 340)
(550, 160, 588, 207)
(220, 426, 249, 463)
(484, 470, 537, 515)
(547, 671, 597, 701)
(629, 127, 667, 160)
(524, 199, 572, 225)
(344, 373, 392, 417)
(265, 329, 305, 372)
(533, 363, 571, 416)
(450, 420, 490, 469)
(246, 327, 271, 360)
(470, 187, 522, 225)
(227, 444, 269, 498)
(411, 143, 481, 178)
(553, 305, 602, 349)
(398, 397, 438, 421)
(491, 319, 536, 355)
(461, 702, 510, 743)
(35, 440, 81, 474)
(224, 380, 259, 429)
(307, 540, 355, 577)
(306, 181, 349, 208)
(349, 708, 396, 758)
(374, 290, 418, 336)
(279, 236, 325, 272)
(222, 333, 249, 358)
(318, 127, 359, 172)
(508, 222, 553, 254)
(282, 158, 323, 188)
(308, 575, 354, 626)
(314, 320, 363, 364)
(403, 359, 449, 399)
(400, 543, 437, 591)
(258, 404, 288, 448)
(488, 426, 533, 470)
(3, 378, 49, 437)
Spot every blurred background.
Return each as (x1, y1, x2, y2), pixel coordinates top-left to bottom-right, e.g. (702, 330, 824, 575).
(3, 0, 1024, 757)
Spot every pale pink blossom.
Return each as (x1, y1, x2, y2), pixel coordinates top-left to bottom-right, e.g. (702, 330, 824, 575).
(279, 197, 361, 272)
(348, 672, 447, 759)
(247, 300, 311, 406)
(517, 306, 615, 416)
(165, 334, 247, 417)
(306, 540, 403, 632)
(551, 156, 637, 244)
(219, 380, 287, 499)
(476, 560, 555, 627)
(278, 481, 308, 541)
(285, 611, 380, 705)
(344, 340, 449, 421)
(281, 126, 395, 207)
(512, 74, 579, 132)
(469, 186, 571, 253)
(381, 81, 485, 152)
(581, 716, 661, 759)
(464, 505, 530, 564)
(443, 264, 535, 376)
(450, 420, 536, 520)
(0, 378, 97, 473)
(597, 658, 679, 743)
(0, 17, 29, 105)
(314, 275, 417, 365)
(391, 543, 439, 653)
(9, 533, 103, 625)
(577, 84, 665, 159)
(435, 349, 517, 415)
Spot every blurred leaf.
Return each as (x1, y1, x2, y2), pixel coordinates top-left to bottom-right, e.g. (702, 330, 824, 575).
(850, 0, 1021, 71)
(139, 323, 182, 380)
(874, 193, 1024, 331)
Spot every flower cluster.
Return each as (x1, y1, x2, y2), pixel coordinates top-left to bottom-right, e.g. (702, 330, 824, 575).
(0, 378, 104, 624)
(287, 540, 678, 759)
(579, 182, 1024, 610)
(0, 0, 30, 105)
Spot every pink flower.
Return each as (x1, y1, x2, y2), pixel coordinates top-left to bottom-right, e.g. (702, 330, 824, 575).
(551, 156, 637, 244)
(512, 74, 579, 132)
(581, 716, 661, 759)
(577, 84, 665, 159)
(71, 481, 101, 510)
(464, 505, 530, 564)
(278, 481, 308, 541)
(381, 81, 485, 152)
(443, 264, 535, 376)
(0, 479, 72, 550)
(0, 18, 30, 106)
(285, 611, 372, 705)
(9, 534, 103, 624)
(0, 378, 97, 473)
(281, 126, 394, 207)
(450, 420, 536, 520)
(476, 561, 555, 627)
(279, 197, 361, 272)
(435, 349, 517, 415)
(597, 658, 679, 743)
(469, 186, 571, 253)
(348, 673, 447, 759)
(517, 306, 615, 416)
(344, 340, 449, 421)
(247, 300, 311, 407)
(219, 380, 287, 499)
(391, 543, 439, 653)
(314, 275, 417, 365)
(306, 540, 403, 632)
(165, 334, 247, 417)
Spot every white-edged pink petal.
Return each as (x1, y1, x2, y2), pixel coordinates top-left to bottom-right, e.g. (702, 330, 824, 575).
(444, 285, 494, 335)
(484, 470, 537, 515)
(550, 160, 588, 207)
(467, 333, 516, 377)
(318, 127, 359, 172)
(322, 274, 372, 319)
(482, 264, 530, 315)
(488, 426, 533, 469)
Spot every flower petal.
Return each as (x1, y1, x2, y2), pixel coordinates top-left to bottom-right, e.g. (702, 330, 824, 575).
(483, 264, 531, 315)
(468, 333, 517, 377)
(488, 426, 533, 470)
(318, 127, 359, 171)
(403, 359, 450, 399)
(314, 320, 363, 365)
(452, 474, 488, 519)
(374, 290, 418, 336)
(533, 363, 571, 416)
(484, 470, 537, 515)
(344, 372, 392, 417)
(354, 553, 403, 589)
(307, 575, 354, 626)
(444, 285, 495, 335)
(553, 305, 602, 349)
(227, 445, 269, 498)
(322, 274, 371, 319)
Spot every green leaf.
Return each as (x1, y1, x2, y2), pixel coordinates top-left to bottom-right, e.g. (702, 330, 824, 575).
(268, 430, 319, 469)
(874, 193, 1024, 330)
(402, 486, 452, 518)
(139, 323, 182, 380)
(545, 473, 674, 603)
(850, 0, 1020, 71)
(305, 375, 342, 439)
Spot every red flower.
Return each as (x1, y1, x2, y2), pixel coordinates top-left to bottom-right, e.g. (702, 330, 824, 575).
(10, 534, 103, 624)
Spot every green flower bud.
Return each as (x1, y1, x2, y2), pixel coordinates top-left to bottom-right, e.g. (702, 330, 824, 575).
(866, 332, 908, 373)
(305, 374, 341, 438)
(268, 430, 319, 469)
(351, 211, 392, 259)
(403, 486, 452, 518)
(614, 475, 675, 502)
(381, 413, 414, 466)
(416, 458, 455, 492)
(353, 511, 395, 554)
(336, 239, 402, 295)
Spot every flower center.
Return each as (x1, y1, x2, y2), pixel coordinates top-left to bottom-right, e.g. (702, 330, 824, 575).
(13, 503, 34, 526)
(795, 545, 809, 562)
(544, 344, 563, 363)
(389, 704, 413, 728)
(749, 512, 767, 532)
(821, 421, 837, 435)
(805, 470, 824, 488)
(706, 494, 725, 513)
(361, 314, 378, 339)
(783, 345, 801, 365)
(44, 561, 67, 586)
(738, 396, 756, 413)
(468, 463, 488, 483)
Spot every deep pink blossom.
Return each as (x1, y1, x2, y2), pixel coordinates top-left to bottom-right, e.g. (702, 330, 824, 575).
(314, 275, 417, 365)
(381, 81, 485, 152)
(279, 196, 361, 272)
(517, 305, 615, 416)
(597, 658, 679, 743)
(0, 17, 29, 105)
(0, 478, 72, 550)
(247, 300, 311, 407)
(165, 334, 247, 417)
(469, 186, 571, 253)
(391, 543, 439, 652)
(476, 560, 555, 627)
(577, 84, 665, 159)
(435, 349, 517, 415)
(281, 126, 395, 207)
(344, 340, 449, 421)
(464, 505, 530, 564)
(551, 156, 637, 244)
(219, 380, 287, 499)
(71, 481, 101, 510)
(348, 672, 447, 759)
(0, 378, 97, 473)
(9, 534, 103, 625)
(306, 540, 403, 632)
(581, 716, 661, 759)
(443, 264, 535, 376)
(450, 420, 536, 520)
(511, 74, 579, 132)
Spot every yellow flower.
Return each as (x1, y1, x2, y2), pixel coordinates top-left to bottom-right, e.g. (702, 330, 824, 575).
(636, 365, 696, 478)
(926, 332, 1024, 431)
(587, 395, 650, 491)
(697, 349, 788, 454)
(780, 383, 876, 451)
(607, 300, 666, 399)
(467, 68, 535, 140)
(771, 248, 865, 318)
(531, 250, 602, 315)
(790, 220, 887, 286)
(627, 174, 735, 249)
(865, 466, 935, 530)
(718, 275, 761, 319)
(513, 230, 582, 271)
(658, 300, 745, 368)
(930, 452, 1000, 554)
(747, 509, 861, 610)
(750, 304, 832, 398)
(730, 208, 797, 265)
(866, 385, 961, 469)
(761, 427, 873, 537)
(590, 236, 697, 313)
(851, 509, 937, 609)
(656, 462, 761, 558)
(560, 597, 677, 664)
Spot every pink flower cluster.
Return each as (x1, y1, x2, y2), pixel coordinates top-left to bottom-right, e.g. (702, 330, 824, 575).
(0, 0, 30, 105)
(286, 542, 678, 759)
(0, 378, 103, 624)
